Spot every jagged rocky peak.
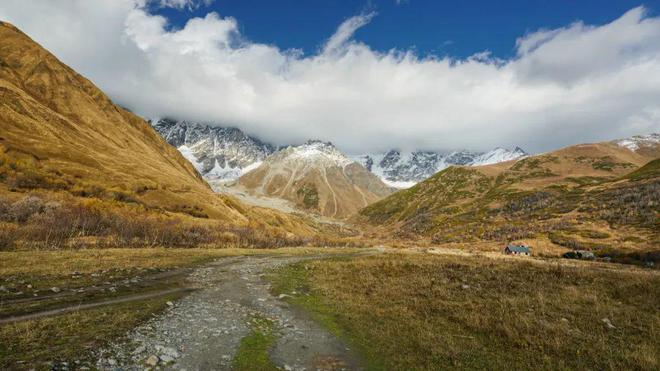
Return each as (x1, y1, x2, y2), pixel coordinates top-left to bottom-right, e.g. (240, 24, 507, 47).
(151, 119, 274, 180)
(353, 146, 527, 188)
(614, 133, 659, 151)
(275, 140, 354, 167)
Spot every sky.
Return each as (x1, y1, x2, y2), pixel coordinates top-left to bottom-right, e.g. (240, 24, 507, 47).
(1, 0, 660, 154)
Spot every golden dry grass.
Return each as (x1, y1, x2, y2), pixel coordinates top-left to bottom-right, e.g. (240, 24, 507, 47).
(0, 293, 183, 370)
(271, 251, 660, 370)
(0, 247, 362, 277)
(0, 21, 332, 242)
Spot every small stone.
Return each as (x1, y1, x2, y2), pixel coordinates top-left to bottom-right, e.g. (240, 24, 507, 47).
(0, 286, 6, 292)
(461, 284, 470, 290)
(601, 318, 616, 329)
(284, 365, 293, 371)
(166, 301, 174, 306)
(278, 294, 291, 299)
(161, 347, 179, 358)
(159, 355, 174, 363)
(560, 318, 569, 323)
(107, 359, 117, 366)
(27, 284, 32, 289)
(50, 287, 61, 293)
(145, 355, 159, 367)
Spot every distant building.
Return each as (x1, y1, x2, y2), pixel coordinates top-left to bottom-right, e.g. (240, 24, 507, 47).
(504, 243, 531, 256)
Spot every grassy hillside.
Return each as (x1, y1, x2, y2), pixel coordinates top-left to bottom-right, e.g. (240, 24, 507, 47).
(360, 141, 659, 261)
(271, 252, 660, 370)
(0, 22, 350, 249)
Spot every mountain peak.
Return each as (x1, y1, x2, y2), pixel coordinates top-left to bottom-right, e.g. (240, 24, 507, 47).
(614, 133, 659, 152)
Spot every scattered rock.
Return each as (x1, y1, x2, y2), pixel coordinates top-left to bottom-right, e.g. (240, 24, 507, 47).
(461, 284, 470, 290)
(159, 355, 174, 363)
(107, 358, 117, 366)
(561, 318, 569, 323)
(601, 318, 616, 329)
(50, 287, 61, 293)
(166, 301, 174, 306)
(132, 345, 146, 355)
(159, 346, 179, 359)
(0, 285, 6, 292)
(145, 355, 159, 366)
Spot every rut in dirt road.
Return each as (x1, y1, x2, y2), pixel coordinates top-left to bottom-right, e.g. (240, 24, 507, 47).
(95, 255, 364, 370)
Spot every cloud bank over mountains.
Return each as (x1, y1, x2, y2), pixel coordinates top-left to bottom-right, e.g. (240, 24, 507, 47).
(1, 1, 659, 153)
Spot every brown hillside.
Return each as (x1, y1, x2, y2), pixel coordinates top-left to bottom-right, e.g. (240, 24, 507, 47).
(240, 141, 393, 218)
(360, 139, 659, 260)
(0, 21, 328, 246)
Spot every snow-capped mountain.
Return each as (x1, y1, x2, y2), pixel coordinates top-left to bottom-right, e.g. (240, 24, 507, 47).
(352, 147, 527, 188)
(614, 133, 659, 152)
(150, 120, 527, 187)
(239, 140, 393, 218)
(151, 119, 274, 180)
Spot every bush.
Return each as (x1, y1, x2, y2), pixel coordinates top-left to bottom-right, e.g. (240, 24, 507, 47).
(9, 195, 45, 223)
(0, 196, 11, 222)
(0, 222, 18, 250)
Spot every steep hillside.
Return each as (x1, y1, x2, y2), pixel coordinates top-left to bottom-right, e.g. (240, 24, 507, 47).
(0, 21, 327, 247)
(360, 136, 659, 256)
(240, 141, 394, 218)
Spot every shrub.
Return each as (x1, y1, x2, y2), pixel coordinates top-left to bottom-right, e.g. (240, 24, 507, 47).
(0, 222, 18, 250)
(0, 196, 11, 222)
(9, 195, 44, 223)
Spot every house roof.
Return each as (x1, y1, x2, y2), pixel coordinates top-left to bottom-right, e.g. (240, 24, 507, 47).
(506, 244, 530, 253)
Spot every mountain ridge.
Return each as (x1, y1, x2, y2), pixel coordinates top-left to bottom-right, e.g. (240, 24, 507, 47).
(359, 134, 659, 255)
(0, 21, 328, 243)
(239, 140, 394, 218)
(150, 119, 529, 186)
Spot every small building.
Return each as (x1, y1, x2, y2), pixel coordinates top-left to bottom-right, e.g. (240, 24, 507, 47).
(504, 243, 531, 256)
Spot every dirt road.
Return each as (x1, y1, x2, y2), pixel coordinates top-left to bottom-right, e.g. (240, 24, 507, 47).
(95, 254, 365, 370)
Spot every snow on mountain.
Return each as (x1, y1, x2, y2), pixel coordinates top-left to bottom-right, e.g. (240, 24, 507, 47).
(151, 119, 527, 188)
(280, 140, 354, 168)
(614, 133, 659, 151)
(352, 147, 527, 188)
(472, 147, 528, 165)
(239, 140, 394, 218)
(151, 119, 274, 181)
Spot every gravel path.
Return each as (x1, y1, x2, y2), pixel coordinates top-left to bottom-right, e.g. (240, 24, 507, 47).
(95, 255, 364, 370)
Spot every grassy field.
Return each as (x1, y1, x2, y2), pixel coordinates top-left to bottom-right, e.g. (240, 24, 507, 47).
(0, 247, 360, 369)
(270, 251, 660, 370)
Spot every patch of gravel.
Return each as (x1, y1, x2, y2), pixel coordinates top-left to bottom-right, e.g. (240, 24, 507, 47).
(95, 255, 363, 370)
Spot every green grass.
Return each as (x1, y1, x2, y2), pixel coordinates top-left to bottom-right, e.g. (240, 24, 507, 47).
(232, 314, 278, 371)
(270, 253, 660, 370)
(269, 259, 385, 370)
(0, 292, 184, 370)
(624, 158, 660, 181)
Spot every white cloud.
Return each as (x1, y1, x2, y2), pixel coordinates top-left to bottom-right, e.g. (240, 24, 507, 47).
(1, 2, 659, 154)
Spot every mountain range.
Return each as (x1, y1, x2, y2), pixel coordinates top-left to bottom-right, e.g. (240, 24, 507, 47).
(151, 119, 527, 187)
(360, 133, 660, 253)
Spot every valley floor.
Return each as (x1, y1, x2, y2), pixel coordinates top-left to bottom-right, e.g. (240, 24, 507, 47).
(1, 247, 658, 370)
